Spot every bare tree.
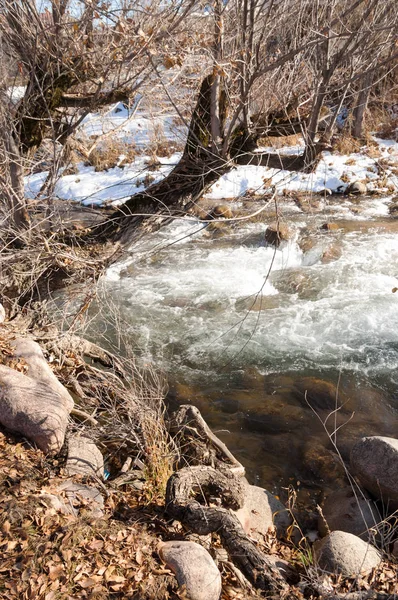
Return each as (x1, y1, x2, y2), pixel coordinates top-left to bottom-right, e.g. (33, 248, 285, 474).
(0, 0, 199, 237)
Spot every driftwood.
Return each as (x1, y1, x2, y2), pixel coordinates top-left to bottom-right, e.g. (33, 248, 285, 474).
(170, 405, 245, 476)
(165, 465, 288, 594)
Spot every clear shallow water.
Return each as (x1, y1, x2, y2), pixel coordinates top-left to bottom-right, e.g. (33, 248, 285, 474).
(102, 203, 398, 501)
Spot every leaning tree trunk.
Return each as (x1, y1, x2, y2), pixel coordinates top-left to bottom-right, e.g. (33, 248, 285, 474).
(92, 74, 228, 244)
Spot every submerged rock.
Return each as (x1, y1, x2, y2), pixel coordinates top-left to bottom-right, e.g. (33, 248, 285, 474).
(315, 530, 381, 577)
(158, 540, 221, 600)
(351, 436, 398, 509)
(319, 487, 380, 540)
(293, 377, 343, 411)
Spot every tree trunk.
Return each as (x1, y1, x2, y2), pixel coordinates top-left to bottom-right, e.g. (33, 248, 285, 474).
(2, 130, 30, 233)
(353, 72, 373, 139)
(92, 75, 228, 244)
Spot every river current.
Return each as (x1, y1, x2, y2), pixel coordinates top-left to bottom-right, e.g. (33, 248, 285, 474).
(102, 194, 398, 504)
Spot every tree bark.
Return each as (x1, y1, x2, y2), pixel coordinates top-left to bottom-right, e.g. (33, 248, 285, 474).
(353, 72, 373, 139)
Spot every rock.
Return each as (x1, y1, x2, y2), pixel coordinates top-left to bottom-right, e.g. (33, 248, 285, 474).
(321, 243, 342, 263)
(66, 435, 104, 479)
(57, 480, 104, 518)
(39, 492, 76, 516)
(234, 295, 280, 312)
(346, 181, 367, 195)
(0, 337, 74, 453)
(319, 487, 380, 540)
(302, 442, 346, 487)
(242, 397, 306, 435)
(233, 479, 291, 540)
(210, 204, 233, 219)
(315, 530, 381, 577)
(350, 436, 398, 509)
(321, 222, 340, 232)
(293, 377, 343, 411)
(158, 540, 221, 600)
(264, 222, 291, 247)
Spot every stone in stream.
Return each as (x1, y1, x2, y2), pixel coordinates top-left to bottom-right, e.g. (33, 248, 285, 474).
(314, 530, 381, 577)
(0, 337, 74, 453)
(318, 487, 380, 540)
(66, 434, 104, 479)
(320, 222, 340, 232)
(158, 540, 221, 600)
(351, 436, 398, 510)
(321, 242, 342, 263)
(264, 222, 292, 247)
(292, 377, 347, 412)
(301, 442, 346, 487)
(233, 479, 292, 540)
(209, 204, 233, 219)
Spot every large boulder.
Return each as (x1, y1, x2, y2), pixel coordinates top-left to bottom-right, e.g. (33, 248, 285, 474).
(158, 540, 221, 600)
(233, 480, 291, 540)
(0, 338, 74, 453)
(66, 435, 104, 479)
(315, 531, 381, 577)
(319, 487, 380, 540)
(350, 436, 398, 509)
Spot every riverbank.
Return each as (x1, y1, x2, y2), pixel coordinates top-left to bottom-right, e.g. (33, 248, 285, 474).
(0, 304, 397, 599)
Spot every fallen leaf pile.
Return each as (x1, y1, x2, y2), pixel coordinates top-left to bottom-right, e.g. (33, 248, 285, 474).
(0, 431, 176, 599)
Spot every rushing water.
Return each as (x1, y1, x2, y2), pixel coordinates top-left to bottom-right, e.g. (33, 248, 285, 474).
(102, 195, 398, 503)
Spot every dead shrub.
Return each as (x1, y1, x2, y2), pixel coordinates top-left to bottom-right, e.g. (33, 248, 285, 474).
(88, 139, 137, 171)
(258, 133, 303, 149)
(333, 134, 363, 155)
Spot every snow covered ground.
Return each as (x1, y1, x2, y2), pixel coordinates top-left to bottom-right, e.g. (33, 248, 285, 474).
(24, 100, 398, 208)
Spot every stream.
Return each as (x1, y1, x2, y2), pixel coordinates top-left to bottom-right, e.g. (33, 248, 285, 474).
(100, 193, 398, 505)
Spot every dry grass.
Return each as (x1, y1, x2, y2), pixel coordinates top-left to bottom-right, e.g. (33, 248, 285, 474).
(87, 138, 138, 171)
(258, 133, 303, 149)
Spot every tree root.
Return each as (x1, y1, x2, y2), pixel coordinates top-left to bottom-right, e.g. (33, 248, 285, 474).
(170, 405, 245, 476)
(165, 465, 288, 594)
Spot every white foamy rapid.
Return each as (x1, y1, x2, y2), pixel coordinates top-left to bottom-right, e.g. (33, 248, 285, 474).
(104, 215, 398, 383)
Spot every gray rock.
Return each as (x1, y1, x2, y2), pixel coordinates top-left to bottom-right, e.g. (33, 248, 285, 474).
(233, 480, 291, 540)
(158, 540, 221, 600)
(315, 530, 381, 577)
(66, 435, 104, 479)
(57, 480, 104, 518)
(351, 436, 398, 510)
(0, 338, 74, 453)
(319, 487, 380, 540)
(347, 181, 367, 195)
